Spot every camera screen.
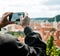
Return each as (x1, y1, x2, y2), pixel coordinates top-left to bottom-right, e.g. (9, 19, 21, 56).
(9, 12, 24, 22)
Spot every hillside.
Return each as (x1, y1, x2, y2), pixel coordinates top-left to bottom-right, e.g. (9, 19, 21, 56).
(31, 15, 60, 22)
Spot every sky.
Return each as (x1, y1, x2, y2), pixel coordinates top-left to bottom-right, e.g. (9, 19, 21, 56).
(0, 0, 60, 18)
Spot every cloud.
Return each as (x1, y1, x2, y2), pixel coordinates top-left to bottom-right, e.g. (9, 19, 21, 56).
(0, 0, 48, 17)
(47, 5, 60, 11)
(0, 0, 60, 17)
(43, 0, 60, 5)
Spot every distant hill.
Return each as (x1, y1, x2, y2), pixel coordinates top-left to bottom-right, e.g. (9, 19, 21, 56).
(31, 15, 60, 22)
(31, 18, 49, 20)
(48, 15, 60, 22)
(55, 15, 60, 22)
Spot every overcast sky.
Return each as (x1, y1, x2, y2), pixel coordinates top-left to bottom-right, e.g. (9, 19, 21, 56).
(0, 0, 60, 18)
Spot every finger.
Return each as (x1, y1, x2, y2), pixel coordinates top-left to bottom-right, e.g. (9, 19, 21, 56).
(2, 12, 13, 16)
(2, 12, 13, 18)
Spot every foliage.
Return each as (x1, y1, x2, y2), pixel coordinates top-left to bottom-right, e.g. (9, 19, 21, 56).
(6, 31, 25, 37)
(46, 36, 60, 56)
(48, 15, 60, 22)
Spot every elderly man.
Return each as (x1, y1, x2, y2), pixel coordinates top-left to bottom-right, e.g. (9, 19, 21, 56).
(0, 12, 46, 56)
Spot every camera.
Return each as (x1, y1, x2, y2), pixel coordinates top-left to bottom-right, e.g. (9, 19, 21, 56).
(9, 12, 25, 22)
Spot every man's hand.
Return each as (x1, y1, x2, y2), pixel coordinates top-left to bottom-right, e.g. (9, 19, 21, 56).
(0, 12, 15, 28)
(2, 12, 13, 23)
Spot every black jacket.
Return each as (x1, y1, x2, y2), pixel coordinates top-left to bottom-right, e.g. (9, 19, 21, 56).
(0, 34, 46, 56)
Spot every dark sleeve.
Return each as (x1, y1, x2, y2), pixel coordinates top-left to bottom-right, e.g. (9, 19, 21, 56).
(17, 42, 46, 56)
(0, 34, 45, 56)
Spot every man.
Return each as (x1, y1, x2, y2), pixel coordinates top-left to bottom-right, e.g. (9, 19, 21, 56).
(0, 12, 46, 56)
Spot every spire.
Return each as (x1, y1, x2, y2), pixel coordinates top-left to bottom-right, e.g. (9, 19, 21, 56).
(55, 16, 57, 22)
(53, 16, 57, 29)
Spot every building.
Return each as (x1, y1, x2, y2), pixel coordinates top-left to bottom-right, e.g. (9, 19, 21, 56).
(30, 20, 60, 47)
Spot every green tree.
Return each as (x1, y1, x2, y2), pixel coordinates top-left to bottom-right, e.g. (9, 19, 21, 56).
(46, 36, 60, 56)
